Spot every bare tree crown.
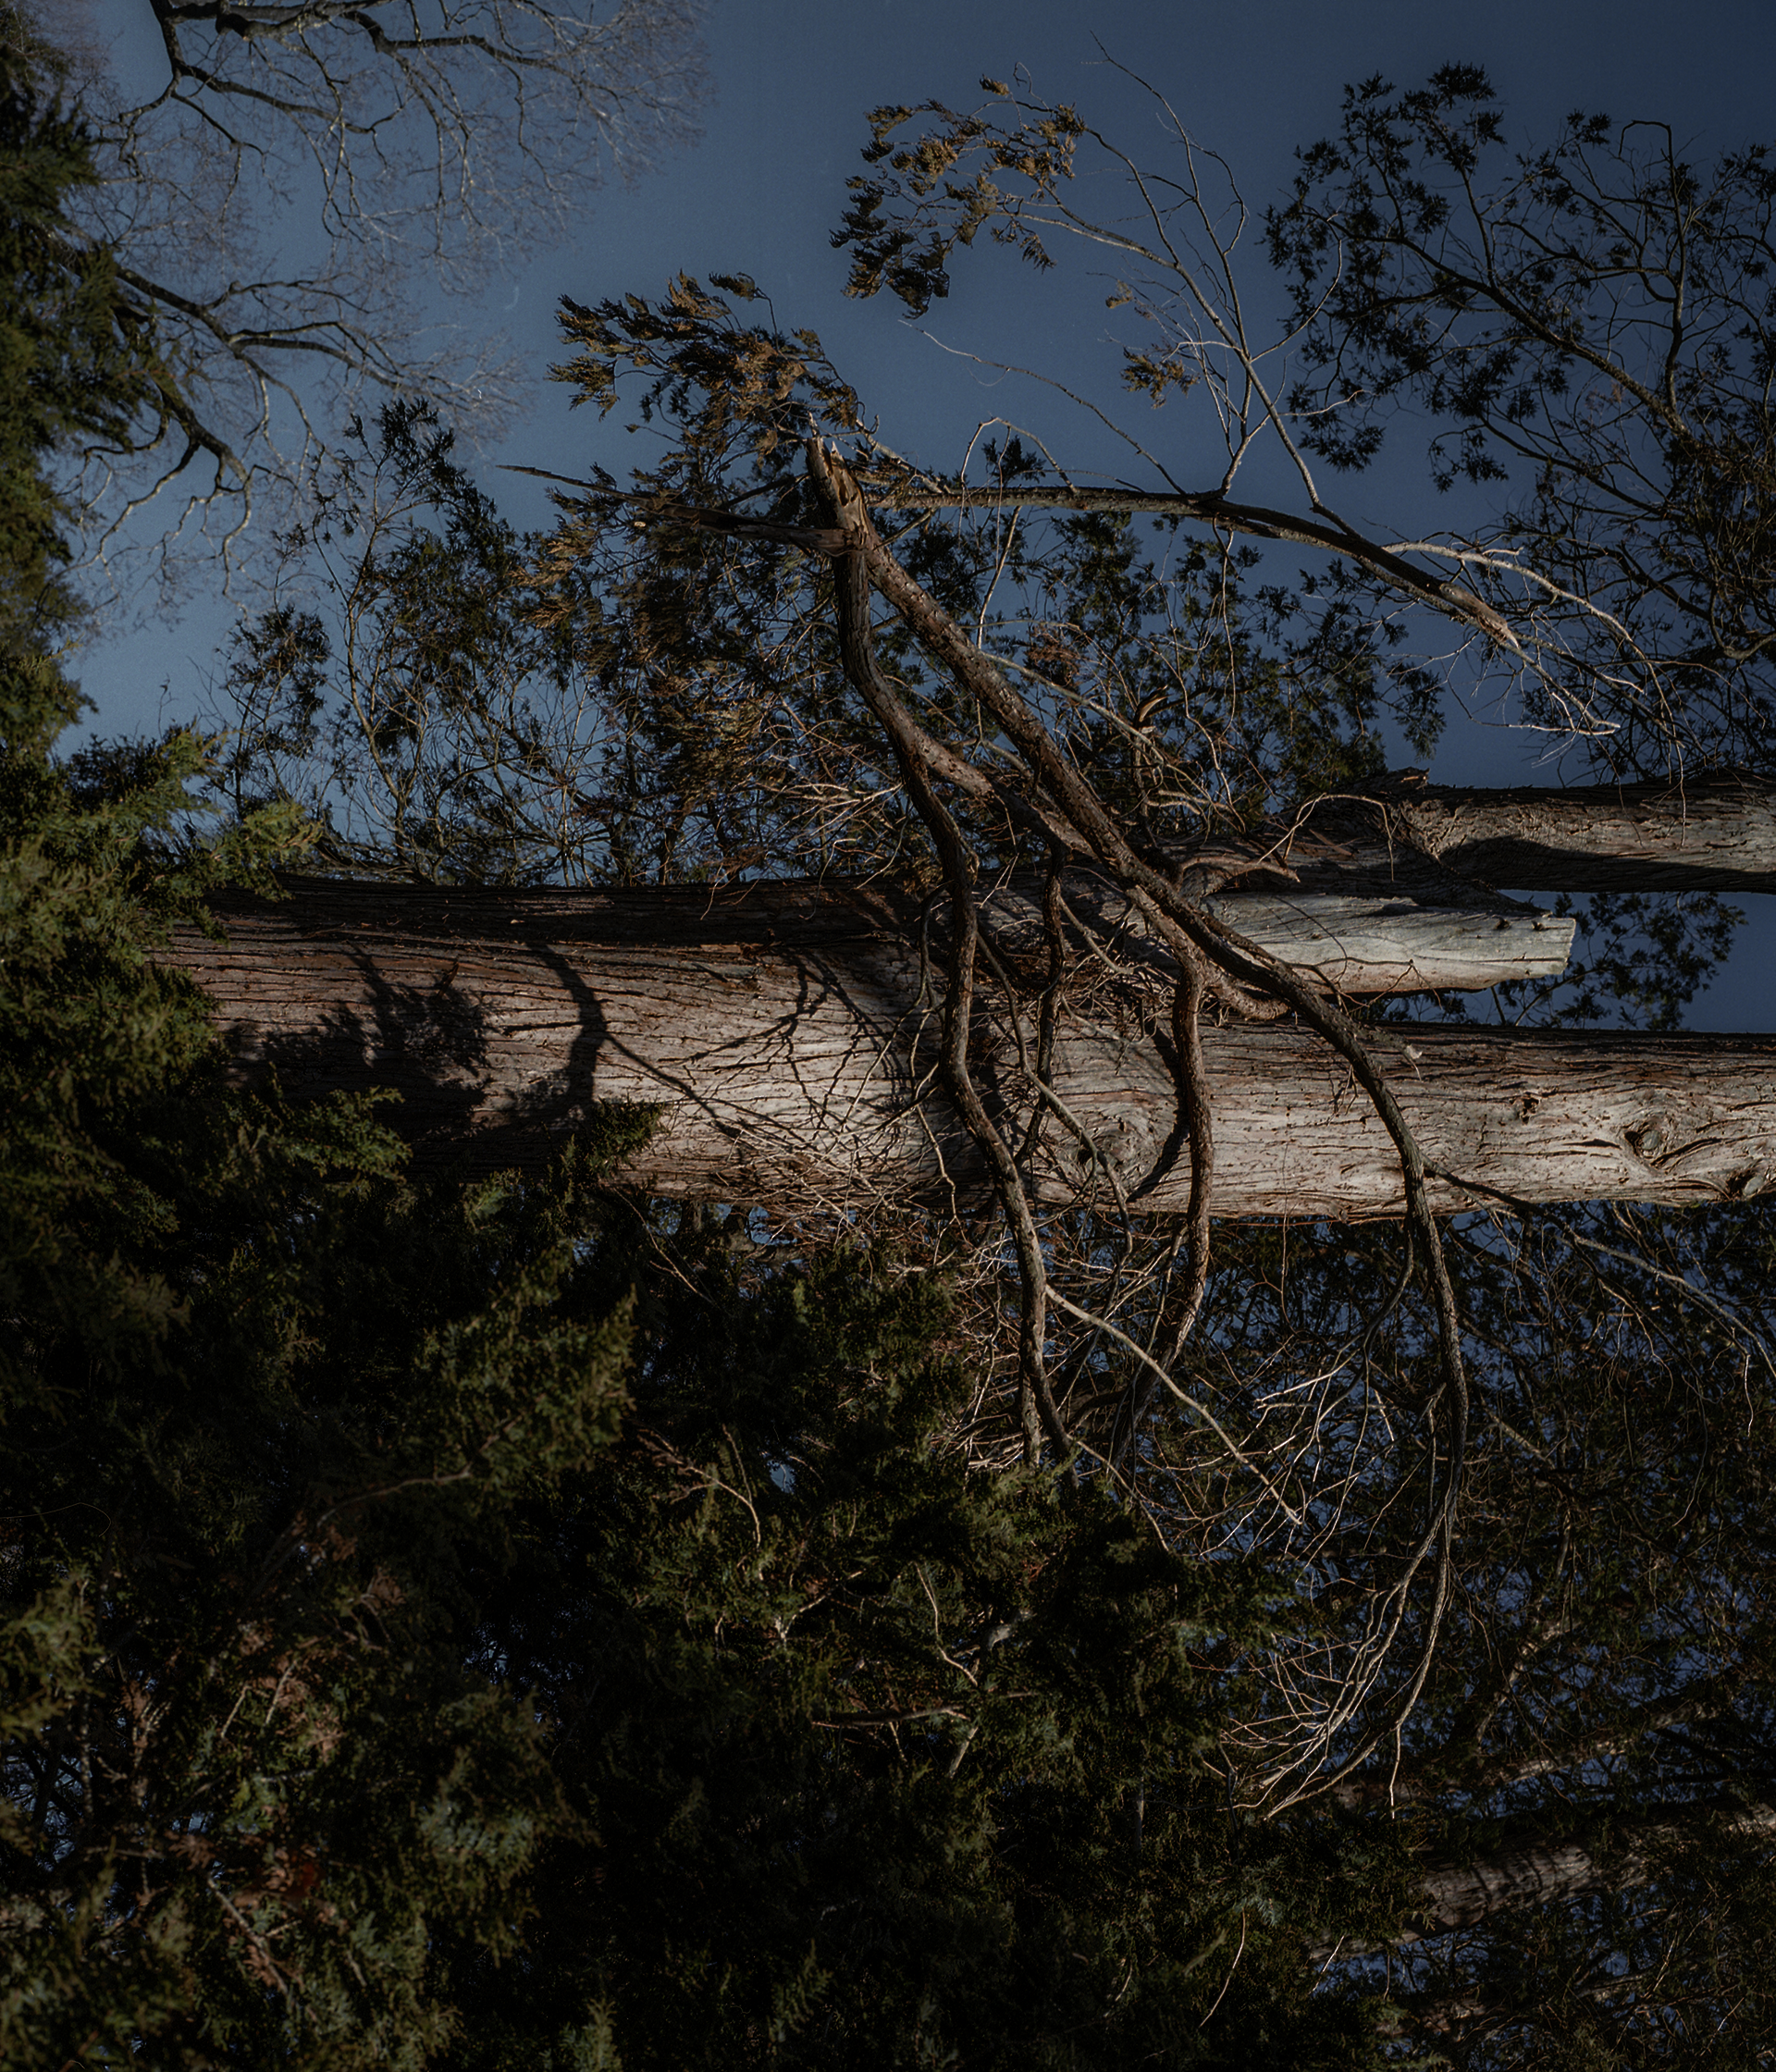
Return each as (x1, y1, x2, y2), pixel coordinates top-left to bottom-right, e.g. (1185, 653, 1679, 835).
(52, 0, 705, 589)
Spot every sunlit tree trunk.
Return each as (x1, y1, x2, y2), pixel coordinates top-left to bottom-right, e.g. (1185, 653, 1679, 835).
(162, 875, 1776, 1218)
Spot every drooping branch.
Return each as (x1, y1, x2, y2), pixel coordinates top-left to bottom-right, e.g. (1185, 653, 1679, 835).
(854, 482, 1520, 647)
(801, 438, 1475, 1794)
(507, 469, 1516, 647)
(808, 437, 1070, 1458)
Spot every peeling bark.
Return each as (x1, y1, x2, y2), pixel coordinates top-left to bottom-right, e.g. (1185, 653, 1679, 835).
(160, 877, 1776, 1217)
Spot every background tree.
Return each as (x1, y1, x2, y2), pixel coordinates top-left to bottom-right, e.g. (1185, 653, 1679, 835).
(0, 56, 610, 2057)
(18, 0, 706, 589)
(1268, 66, 1776, 777)
(0, 14, 162, 737)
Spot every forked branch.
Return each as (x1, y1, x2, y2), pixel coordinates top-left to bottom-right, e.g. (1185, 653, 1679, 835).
(797, 438, 1471, 1793)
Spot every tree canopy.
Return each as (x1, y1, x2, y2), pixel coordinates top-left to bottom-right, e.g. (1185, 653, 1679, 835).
(0, 56, 1378, 2066)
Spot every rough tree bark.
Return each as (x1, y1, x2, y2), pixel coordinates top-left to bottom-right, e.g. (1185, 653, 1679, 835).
(1409, 1801, 1776, 1938)
(1309, 1800, 1776, 1962)
(161, 868, 1776, 1218)
(1295, 769, 1776, 896)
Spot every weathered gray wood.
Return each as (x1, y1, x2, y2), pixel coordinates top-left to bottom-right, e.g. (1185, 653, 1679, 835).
(980, 874, 1573, 993)
(1303, 769, 1776, 895)
(1413, 1799, 1776, 1935)
(1202, 893, 1572, 993)
(161, 880, 1775, 1219)
(1310, 1800, 1776, 1960)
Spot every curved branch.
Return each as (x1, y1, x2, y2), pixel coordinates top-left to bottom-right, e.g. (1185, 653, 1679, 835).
(808, 439, 1069, 1460)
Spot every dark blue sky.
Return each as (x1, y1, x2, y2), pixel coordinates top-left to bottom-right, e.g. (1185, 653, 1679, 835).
(478, 0, 1776, 543)
(74, 0, 1776, 1023)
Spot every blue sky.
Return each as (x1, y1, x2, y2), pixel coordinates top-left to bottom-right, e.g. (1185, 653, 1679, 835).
(72, 0, 1776, 1024)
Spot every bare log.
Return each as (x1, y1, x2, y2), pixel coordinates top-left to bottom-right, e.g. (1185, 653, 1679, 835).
(1306, 769, 1776, 895)
(161, 879, 1775, 1218)
(1408, 1803, 1776, 1938)
(1307, 1800, 1776, 1965)
(1198, 892, 1570, 993)
(979, 870, 1572, 993)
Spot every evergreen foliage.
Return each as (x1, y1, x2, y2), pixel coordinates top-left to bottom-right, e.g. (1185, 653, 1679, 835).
(0, 25, 155, 744)
(442, 1246, 1397, 2069)
(0, 77, 642, 2051)
(2, 691, 1394, 2063)
(216, 389, 1433, 893)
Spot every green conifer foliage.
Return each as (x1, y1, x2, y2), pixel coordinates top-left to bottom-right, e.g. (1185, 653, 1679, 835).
(0, 26, 158, 745)
(3, 686, 1392, 2064)
(0, 709, 1388, 2065)
(433, 1240, 1400, 2071)
(0, 418, 650, 2061)
(0, 47, 645, 2061)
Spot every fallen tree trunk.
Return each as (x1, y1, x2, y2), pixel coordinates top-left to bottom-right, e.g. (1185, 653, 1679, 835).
(1308, 1799, 1776, 1965)
(1307, 769, 1776, 895)
(162, 878, 1776, 1218)
(1407, 1801, 1776, 1939)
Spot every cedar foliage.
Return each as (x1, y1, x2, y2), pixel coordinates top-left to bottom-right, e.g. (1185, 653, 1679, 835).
(0, 16, 152, 746)
(1, 648, 1389, 2061)
(0, 47, 640, 2065)
(1, 703, 1389, 2063)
